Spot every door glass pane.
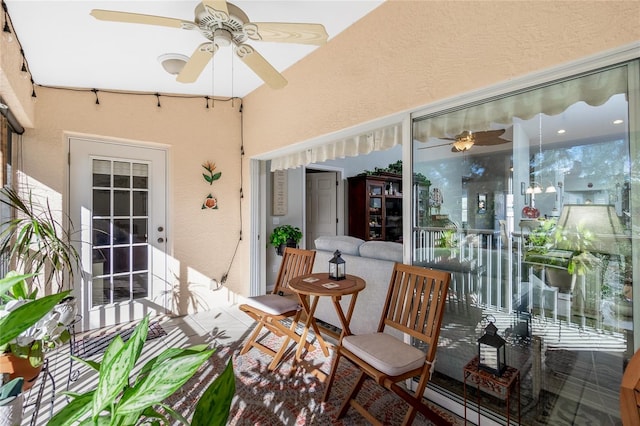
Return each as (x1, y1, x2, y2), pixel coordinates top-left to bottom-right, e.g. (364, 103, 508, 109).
(132, 273, 148, 299)
(93, 190, 110, 216)
(133, 191, 148, 216)
(113, 275, 130, 303)
(132, 245, 148, 271)
(91, 159, 151, 308)
(113, 219, 130, 245)
(113, 190, 130, 216)
(113, 161, 131, 188)
(132, 219, 147, 243)
(113, 247, 130, 274)
(92, 219, 110, 246)
(411, 64, 633, 425)
(132, 163, 148, 189)
(92, 160, 111, 187)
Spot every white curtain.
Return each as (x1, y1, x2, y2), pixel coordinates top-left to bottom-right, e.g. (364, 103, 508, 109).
(414, 66, 628, 142)
(270, 123, 402, 171)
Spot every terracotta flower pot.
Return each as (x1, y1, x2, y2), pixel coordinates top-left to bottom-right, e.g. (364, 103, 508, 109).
(0, 353, 42, 392)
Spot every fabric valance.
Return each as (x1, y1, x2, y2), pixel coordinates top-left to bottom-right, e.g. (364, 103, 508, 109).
(413, 66, 627, 141)
(270, 123, 402, 171)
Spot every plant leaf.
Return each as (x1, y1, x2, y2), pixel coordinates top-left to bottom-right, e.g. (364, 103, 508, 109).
(191, 359, 235, 426)
(92, 316, 150, 417)
(70, 355, 101, 372)
(203, 173, 212, 183)
(138, 344, 211, 379)
(47, 390, 94, 425)
(115, 349, 214, 414)
(0, 290, 70, 347)
(155, 403, 190, 425)
(0, 272, 36, 298)
(211, 172, 222, 181)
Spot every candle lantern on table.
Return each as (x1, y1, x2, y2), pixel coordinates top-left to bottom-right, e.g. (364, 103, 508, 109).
(477, 321, 506, 376)
(328, 250, 346, 281)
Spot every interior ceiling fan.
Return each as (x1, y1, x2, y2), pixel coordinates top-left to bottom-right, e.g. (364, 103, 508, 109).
(419, 129, 512, 152)
(90, 1, 329, 89)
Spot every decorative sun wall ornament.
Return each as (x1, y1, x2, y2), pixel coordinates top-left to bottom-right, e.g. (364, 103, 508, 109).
(202, 161, 222, 185)
(202, 194, 218, 209)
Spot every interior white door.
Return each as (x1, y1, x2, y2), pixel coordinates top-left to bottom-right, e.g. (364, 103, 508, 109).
(306, 171, 337, 248)
(69, 137, 168, 331)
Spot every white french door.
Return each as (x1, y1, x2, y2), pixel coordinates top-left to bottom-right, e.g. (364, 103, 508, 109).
(69, 137, 168, 330)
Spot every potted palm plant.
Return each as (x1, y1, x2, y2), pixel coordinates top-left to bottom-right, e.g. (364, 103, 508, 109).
(269, 225, 302, 255)
(0, 187, 81, 390)
(0, 187, 80, 289)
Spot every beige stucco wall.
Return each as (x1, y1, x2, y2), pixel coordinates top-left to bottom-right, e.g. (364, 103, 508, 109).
(0, 0, 639, 316)
(243, 1, 640, 157)
(17, 88, 244, 314)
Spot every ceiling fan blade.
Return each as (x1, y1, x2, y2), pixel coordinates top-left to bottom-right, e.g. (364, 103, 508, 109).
(201, 0, 229, 22)
(473, 129, 509, 146)
(246, 22, 328, 45)
(417, 142, 453, 150)
(90, 9, 194, 29)
(176, 43, 218, 83)
(236, 44, 287, 89)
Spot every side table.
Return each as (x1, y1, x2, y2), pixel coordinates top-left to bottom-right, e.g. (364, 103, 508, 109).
(463, 356, 520, 425)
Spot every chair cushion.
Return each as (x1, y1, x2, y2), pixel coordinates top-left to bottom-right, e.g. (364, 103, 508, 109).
(244, 294, 300, 316)
(342, 332, 426, 376)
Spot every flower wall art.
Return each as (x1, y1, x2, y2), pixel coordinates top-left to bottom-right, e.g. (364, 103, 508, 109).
(201, 161, 221, 209)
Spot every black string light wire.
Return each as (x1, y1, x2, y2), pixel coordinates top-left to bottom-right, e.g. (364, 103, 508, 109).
(2, 1, 11, 41)
(91, 89, 100, 105)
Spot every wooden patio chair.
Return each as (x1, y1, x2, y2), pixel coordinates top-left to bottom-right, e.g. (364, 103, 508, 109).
(239, 247, 316, 370)
(621, 348, 640, 426)
(323, 263, 451, 426)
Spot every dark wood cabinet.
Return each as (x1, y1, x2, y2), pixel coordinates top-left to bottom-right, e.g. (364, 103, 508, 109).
(347, 175, 403, 242)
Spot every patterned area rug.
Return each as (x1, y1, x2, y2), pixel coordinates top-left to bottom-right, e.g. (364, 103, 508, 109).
(166, 329, 465, 425)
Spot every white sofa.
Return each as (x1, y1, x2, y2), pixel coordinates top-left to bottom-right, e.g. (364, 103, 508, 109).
(311, 236, 402, 336)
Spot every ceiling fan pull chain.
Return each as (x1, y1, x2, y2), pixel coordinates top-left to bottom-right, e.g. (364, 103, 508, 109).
(211, 41, 215, 108)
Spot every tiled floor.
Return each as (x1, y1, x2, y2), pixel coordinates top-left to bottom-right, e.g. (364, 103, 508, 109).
(21, 304, 256, 426)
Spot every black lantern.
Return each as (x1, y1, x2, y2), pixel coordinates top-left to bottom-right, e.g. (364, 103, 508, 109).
(477, 321, 506, 376)
(328, 250, 346, 281)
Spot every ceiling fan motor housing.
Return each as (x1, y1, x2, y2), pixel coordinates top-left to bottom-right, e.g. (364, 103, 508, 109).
(195, 3, 249, 45)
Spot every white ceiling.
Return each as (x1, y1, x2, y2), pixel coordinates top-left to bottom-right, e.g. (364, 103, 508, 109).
(5, 1, 383, 99)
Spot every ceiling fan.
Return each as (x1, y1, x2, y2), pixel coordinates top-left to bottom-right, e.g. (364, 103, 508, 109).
(418, 129, 512, 152)
(90, 1, 329, 89)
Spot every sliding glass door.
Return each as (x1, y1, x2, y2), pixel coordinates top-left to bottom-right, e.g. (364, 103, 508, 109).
(411, 62, 637, 424)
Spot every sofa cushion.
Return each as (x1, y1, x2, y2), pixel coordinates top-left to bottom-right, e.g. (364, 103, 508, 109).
(359, 241, 403, 262)
(314, 236, 364, 256)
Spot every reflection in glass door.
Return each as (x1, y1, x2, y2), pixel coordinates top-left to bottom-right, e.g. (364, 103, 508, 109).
(69, 138, 168, 331)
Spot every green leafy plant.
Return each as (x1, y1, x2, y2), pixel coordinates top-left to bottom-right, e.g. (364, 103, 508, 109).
(0, 272, 72, 368)
(49, 315, 235, 425)
(0, 187, 80, 288)
(268, 225, 302, 249)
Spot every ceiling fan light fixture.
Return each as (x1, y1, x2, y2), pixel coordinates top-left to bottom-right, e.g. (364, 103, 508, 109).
(158, 53, 190, 75)
(453, 132, 475, 152)
(213, 29, 233, 47)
